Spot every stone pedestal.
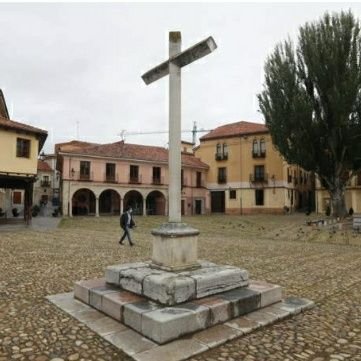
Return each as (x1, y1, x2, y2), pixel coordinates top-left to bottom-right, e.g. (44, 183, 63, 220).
(105, 260, 249, 306)
(151, 223, 200, 272)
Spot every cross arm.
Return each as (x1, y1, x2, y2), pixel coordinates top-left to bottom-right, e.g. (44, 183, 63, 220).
(141, 36, 217, 85)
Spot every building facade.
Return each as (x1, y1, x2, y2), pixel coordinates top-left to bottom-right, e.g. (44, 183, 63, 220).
(195, 121, 314, 214)
(56, 140, 209, 217)
(315, 174, 361, 214)
(0, 90, 47, 223)
(33, 159, 61, 211)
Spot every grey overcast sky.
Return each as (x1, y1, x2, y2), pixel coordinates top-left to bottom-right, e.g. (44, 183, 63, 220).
(1, 2, 361, 153)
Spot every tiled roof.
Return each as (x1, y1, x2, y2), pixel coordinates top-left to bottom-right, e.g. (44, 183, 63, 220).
(55, 140, 100, 153)
(0, 90, 9, 119)
(0, 116, 48, 149)
(200, 121, 268, 141)
(0, 116, 47, 136)
(58, 141, 208, 169)
(37, 160, 52, 172)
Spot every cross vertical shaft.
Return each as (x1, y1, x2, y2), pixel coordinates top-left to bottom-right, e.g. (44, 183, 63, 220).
(142, 31, 217, 271)
(168, 32, 182, 223)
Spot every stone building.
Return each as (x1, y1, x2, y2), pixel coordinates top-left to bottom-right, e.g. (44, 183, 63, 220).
(56, 140, 209, 217)
(195, 121, 314, 214)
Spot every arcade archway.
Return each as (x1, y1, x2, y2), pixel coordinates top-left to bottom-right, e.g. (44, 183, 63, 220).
(72, 188, 96, 216)
(99, 189, 120, 215)
(146, 191, 166, 215)
(123, 190, 144, 215)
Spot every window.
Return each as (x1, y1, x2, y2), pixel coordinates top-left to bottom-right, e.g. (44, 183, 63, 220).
(41, 175, 50, 187)
(216, 143, 222, 155)
(252, 139, 259, 155)
(218, 167, 227, 183)
(16, 138, 30, 158)
(153, 167, 161, 184)
(80, 161, 90, 180)
(254, 165, 265, 181)
(255, 189, 264, 205)
(130, 165, 139, 183)
(253, 138, 266, 158)
(215, 143, 228, 160)
(287, 168, 292, 183)
(229, 189, 236, 199)
(181, 169, 185, 187)
(223, 143, 228, 156)
(106, 163, 116, 181)
(260, 139, 266, 155)
(196, 171, 202, 188)
(13, 191, 22, 204)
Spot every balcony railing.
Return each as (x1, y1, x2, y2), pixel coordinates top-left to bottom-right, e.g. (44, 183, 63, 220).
(181, 178, 189, 188)
(215, 153, 228, 161)
(152, 176, 164, 185)
(73, 171, 93, 181)
(252, 151, 266, 158)
(40, 180, 51, 187)
(196, 179, 205, 188)
(104, 173, 118, 183)
(217, 177, 227, 184)
(249, 173, 268, 183)
(129, 174, 142, 184)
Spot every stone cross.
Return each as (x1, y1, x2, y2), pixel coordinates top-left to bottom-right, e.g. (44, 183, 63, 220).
(142, 32, 217, 223)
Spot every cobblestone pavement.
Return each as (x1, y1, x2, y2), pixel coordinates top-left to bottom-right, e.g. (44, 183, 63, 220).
(0, 214, 361, 361)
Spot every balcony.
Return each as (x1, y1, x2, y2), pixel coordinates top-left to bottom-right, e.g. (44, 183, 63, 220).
(217, 177, 227, 184)
(104, 173, 118, 183)
(215, 153, 228, 161)
(249, 173, 268, 183)
(40, 180, 51, 187)
(287, 175, 292, 183)
(252, 151, 266, 158)
(129, 174, 142, 184)
(181, 178, 189, 188)
(73, 171, 93, 181)
(152, 176, 164, 185)
(196, 179, 205, 188)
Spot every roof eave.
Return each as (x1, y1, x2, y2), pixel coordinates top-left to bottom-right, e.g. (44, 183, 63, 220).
(200, 130, 269, 141)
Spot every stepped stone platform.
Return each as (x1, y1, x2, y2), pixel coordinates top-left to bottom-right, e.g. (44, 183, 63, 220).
(105, 260, 249, 306)
(46, 258, 314, 359)
(48, 291, 314, 361)
(74, 275, 282, 344)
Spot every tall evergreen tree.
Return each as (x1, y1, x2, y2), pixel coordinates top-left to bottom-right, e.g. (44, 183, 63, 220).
(258, 11, 361, 217)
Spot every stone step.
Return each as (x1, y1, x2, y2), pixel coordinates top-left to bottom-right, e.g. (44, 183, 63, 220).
(74, 277, 282, 344)
(105, 260, 249, 306)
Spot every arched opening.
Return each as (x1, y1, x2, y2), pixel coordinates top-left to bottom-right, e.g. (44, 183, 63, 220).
(123, 190, 144, 215)
(99, 189, 120, 215)
(72, 188, 96, 216)
(146, 191, 166, 215)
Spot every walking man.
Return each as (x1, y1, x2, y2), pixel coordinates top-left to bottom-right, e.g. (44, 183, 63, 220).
(119, 206, 135, 246)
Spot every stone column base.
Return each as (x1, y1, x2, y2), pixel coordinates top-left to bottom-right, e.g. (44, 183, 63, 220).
(151, 222, 200, 272)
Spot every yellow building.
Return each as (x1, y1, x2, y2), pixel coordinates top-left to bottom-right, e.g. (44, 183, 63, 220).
(195, 121, 314, 214)
(0, 90, 47, 223)
(315, 174, 361, 214)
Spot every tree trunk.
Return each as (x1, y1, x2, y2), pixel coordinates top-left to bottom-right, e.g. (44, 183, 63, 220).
(329, 186, 347, 218)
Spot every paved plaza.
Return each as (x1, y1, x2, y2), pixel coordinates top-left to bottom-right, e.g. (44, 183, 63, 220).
(1, 214, 361, 361)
